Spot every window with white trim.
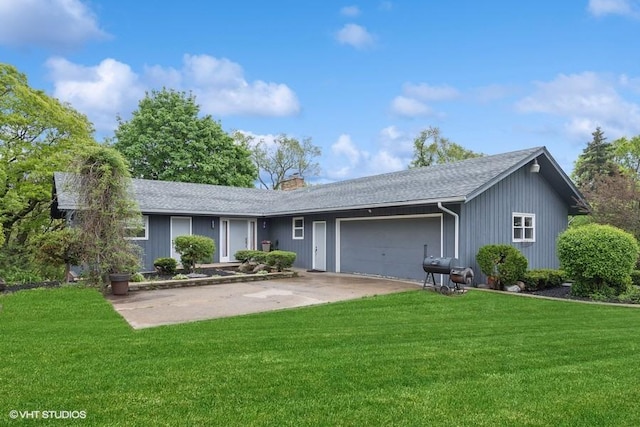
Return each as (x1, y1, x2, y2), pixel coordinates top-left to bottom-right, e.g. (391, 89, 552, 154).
(292, 217, 304, 240)
(512, 213, 535, 242)
(125, 215, 149, 240)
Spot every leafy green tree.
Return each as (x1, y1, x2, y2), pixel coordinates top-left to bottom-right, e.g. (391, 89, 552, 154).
(409, 126, 483, 168)
(35, 227, 82, 282)
(239, 133, 321, 189)
(113, 88, 257, 187)
(0, 63, 96, 271)
(612, 135, 640, 177)
(572, 127, 617, 191)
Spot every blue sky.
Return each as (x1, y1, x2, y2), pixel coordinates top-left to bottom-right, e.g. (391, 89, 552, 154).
(2, 0, 640, 182)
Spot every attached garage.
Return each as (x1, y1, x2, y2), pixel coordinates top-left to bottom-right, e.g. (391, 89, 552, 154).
(336, 214, 442, 281)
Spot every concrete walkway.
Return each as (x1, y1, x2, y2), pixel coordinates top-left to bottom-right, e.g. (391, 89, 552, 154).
(107, 271, 421, 329)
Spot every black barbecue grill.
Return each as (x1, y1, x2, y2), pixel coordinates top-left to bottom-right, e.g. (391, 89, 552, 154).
(422, 246, 473, 294)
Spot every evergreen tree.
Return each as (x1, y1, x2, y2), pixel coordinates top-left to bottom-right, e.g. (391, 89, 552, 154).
(572, 127, 617, 191)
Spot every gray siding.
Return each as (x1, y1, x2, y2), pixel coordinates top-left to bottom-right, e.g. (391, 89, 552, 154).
(264, 205, 456, 278)
(134, 215, 221, 271)
(460, 166, 568, 282)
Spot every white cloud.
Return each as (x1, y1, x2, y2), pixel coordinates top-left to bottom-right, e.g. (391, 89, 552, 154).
(0, 0, 108, 50)
(516, 72, 640, 141)
(390, 82, 460, 118)
(324, 130, 411, 180)
(402, 83, 460, 101)
(380, 125, 403, 141)
(390, 96, 433, 117)
(45, 54, 301, 133)
(471, 84, 517, 103)
(369, 150, 404, 173)
(335, 24, 375, 49)
(340, 6, 361, 16)
(46, 57, 143, 131)
(587, 0, 640, 17)
(331, 134, 362, 165)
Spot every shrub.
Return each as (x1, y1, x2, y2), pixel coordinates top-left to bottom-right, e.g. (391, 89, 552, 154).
(476, 244, 528, 289)
(522, 269, 565, 291)
(631, 270, 640, 288)
(265, 250, 297, 272)
(234, 250, 267, 263)
(557, 224, 640, 297)
(171, 274, 189, 280)
(618, 285, 640, 304)
(153, 257, 178, 274)
(131, 272, 145, 282)
(173, 235, 216, 272)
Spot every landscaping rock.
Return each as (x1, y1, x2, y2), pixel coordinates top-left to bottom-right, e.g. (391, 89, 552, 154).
(516, 281, 526, 291)
(505, 284, 521, 293)
(252, 264, 270, 274)
(238, 262, 255, 273)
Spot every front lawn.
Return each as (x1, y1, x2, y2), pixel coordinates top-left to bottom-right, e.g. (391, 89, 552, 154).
(1, 287, 640, 426)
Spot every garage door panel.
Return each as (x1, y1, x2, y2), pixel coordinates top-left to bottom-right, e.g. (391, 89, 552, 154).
(340, 217, 441, 281)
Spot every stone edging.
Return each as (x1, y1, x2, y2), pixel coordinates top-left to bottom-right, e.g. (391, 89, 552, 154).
(128, 271, 296, 292)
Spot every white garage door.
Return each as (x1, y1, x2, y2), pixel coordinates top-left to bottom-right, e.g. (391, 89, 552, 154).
(338, 215, 442, 281)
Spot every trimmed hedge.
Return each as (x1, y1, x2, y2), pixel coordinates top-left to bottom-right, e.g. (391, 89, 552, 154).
(234, 250, 268, 263)
(557, 224, 639, 297)
(476, 244, 528, 289)
(521, 269, 565, 292)
(174, 235, 216, 272)
(265, 250, 297, 272)
(153, 257, 178, 274)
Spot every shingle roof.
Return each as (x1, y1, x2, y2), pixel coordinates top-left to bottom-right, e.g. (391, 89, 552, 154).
(54, 146, 585, 216)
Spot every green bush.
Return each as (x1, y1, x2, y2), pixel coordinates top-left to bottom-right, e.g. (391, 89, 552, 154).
(265, 250, 297, 272)
(557, 224, 640, 297)
(618, 286, 640, 304)
(234, 250, 267, 263)
(631, 270, 640, 288)
(173, 235, 216, 272)
(522, 269, 565, 291)
(476, 244, 528, 289)
(153, 257, 178, 274)
(131, 272, 145, 282)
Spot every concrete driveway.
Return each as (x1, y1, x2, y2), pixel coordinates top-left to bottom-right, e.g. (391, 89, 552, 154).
(107, 271, 421, 329)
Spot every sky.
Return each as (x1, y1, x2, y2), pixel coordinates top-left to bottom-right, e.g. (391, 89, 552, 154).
(2, 0, 640, 183)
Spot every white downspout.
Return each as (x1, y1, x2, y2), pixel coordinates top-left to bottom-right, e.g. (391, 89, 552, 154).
(438, 202, 459, 259)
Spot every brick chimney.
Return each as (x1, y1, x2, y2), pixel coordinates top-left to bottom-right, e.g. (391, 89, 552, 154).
(280, 173, 305, 191)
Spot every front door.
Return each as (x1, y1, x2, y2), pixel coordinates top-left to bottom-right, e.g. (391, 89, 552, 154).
(313, 221, 327, 271)
(170, 216, 192, 261)
(220, 219, 257, 262)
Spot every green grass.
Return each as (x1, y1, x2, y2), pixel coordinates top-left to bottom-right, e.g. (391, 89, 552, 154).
(2, 287, 640, 426)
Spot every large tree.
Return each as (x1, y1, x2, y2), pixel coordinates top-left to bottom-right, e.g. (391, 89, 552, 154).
(238, 132, 321, 189)
(572, 127, 618, 191)
(409, 126, 482, 168)
(612, 135, 640, 178)
(0, 63, 96, 271)
(113, 88, 257, 187)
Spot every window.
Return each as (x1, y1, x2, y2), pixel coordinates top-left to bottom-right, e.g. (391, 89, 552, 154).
(292, 217, 304, 240)
(512, 213, 535, 242)
(125, 215, 149, 240)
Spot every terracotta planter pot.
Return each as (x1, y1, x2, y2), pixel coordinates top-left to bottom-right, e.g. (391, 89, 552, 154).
(109, 273, 131, 295)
